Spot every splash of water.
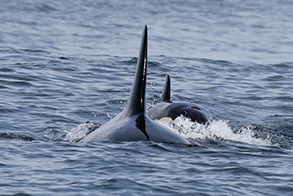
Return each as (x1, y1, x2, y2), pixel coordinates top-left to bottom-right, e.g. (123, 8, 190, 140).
(63, 121, 101, 142)
(60, 116, 280, 147)
(157, 116, 273, 146)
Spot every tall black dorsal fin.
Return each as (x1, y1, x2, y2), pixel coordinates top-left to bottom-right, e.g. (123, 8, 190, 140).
(124, 25, 148, 116)
(161, 74, 171, 102)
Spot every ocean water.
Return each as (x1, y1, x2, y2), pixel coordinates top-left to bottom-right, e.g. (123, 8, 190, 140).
(0, 0, 292, 195)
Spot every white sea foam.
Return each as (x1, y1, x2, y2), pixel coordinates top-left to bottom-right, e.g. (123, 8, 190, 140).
(157, 116, 273, 146)
(64, 121, 101, 142)
(64, 116, 274, 146)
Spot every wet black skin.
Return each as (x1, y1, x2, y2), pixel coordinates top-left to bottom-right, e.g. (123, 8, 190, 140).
(80, 26, 189, 144)
(148, 75, 212, 124)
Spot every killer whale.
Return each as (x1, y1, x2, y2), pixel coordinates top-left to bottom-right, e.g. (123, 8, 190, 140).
(80, 26, 189, 144)
(148, 74, 212, 124)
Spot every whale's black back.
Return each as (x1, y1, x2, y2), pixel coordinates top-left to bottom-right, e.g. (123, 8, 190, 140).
(80, 26, 189, 144)
(148, 74, 212, 124)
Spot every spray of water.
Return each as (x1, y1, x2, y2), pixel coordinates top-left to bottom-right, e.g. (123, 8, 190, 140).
(157, 116, 273, 146)
(64, 121, 101, 142)
(63, 116, 276, 147)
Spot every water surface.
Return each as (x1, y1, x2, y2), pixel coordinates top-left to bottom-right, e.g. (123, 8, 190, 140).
(0, 0, 292, 195)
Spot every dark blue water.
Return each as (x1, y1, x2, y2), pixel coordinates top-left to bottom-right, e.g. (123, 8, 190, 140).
(1, 0, 292, 195)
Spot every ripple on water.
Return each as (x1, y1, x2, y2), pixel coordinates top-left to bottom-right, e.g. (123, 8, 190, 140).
(0, 0, 293, 195)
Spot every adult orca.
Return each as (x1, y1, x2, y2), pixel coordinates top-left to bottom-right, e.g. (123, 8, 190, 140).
(80, 26, 189, 144)
(148, 74, 212, 124)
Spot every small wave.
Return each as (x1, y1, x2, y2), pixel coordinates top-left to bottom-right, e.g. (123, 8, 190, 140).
(5, 80, 33, 87)
(0, 68, 14, 72)
(157, 116, 274, 146)
(20, 48, 50, 54)
(118, 57, 137, 65)
(0, 85, 9, 89)
(272, 63, 291, 68)
(59, 56, 70, 60)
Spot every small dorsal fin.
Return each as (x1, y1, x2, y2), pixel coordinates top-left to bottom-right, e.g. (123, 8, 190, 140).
(124, 25, 148, 116)
(161, 74, 171, 102)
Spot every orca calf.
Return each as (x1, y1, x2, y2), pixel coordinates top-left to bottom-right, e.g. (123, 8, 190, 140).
(148, 75, 212, 124)
(80, 26, 189, 144)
